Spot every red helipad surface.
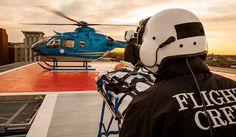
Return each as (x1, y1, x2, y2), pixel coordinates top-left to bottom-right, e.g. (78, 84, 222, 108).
(0, 63, 99, 93)
(0, 63, 235, 93)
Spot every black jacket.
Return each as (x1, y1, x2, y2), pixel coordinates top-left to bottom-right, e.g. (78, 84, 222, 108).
(124, 39, 139, 65)
(120, 57, 236, 137)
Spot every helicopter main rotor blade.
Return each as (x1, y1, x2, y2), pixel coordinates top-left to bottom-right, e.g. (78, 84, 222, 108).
(22, 23, 78, 26)
(23, 23, 137, 27)
(24, 5, 137, 27)
(87, 23, 137, 26)
(38, 5, 80, 24)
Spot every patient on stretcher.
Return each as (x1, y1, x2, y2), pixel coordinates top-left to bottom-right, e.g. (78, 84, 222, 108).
(96, 61, 155, 117)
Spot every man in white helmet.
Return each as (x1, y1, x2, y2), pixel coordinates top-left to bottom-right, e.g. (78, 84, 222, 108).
(124, 30, 140, 65)
(120, 9, 236, 137)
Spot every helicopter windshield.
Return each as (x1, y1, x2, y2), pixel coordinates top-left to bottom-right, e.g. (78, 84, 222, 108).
(47, 38, 60, 48)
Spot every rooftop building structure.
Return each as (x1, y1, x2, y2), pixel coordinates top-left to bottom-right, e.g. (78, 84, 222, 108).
(0, 28, 8, 65)
(22, 31, 44, 62)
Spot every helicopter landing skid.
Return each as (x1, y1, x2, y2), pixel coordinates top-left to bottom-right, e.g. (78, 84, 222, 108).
(38, 60, 96, 71)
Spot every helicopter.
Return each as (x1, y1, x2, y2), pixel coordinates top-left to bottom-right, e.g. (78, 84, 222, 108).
(27, 6, 136, 70)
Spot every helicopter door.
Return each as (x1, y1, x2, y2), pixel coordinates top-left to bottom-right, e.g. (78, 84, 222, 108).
(61, 39, 75, 55)
(47, 38, 60, 48)
(62, 39, 75, 48)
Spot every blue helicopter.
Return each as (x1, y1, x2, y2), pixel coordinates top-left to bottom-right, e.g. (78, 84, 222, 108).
(28, 6, 136, 70)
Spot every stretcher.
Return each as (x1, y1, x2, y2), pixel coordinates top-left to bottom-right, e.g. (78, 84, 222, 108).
(97, 66, 155, 137)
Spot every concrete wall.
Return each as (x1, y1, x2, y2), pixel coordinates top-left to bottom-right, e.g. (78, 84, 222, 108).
(8, 42, 25, 63)
(22, 31, 44, 62)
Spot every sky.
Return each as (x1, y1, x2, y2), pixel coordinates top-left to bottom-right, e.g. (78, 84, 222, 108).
(0, 0, 236, 55)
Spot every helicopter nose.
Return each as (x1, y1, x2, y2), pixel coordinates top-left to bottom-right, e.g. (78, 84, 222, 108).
(31, 38, 47, 52)
(31, 43, 39, 52)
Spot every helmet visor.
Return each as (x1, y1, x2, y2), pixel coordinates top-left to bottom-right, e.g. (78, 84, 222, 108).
(174, 22, 205, 40)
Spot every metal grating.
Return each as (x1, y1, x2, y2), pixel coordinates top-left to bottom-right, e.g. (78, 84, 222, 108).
(0, 95, 44, 136)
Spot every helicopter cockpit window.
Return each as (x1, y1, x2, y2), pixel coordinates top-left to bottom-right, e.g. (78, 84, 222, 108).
(62, 39, 75, 48)
(80, 41, 86, 48)
(47, 38, 60, 48)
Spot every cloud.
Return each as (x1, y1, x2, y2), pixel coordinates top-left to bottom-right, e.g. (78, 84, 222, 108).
(0, 0, 164, 42)
(0, 0, 236, 55)
(203, 14, 236, 23)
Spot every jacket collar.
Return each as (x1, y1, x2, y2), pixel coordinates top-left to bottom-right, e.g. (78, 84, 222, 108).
(155, 57, 210, 83)
(129, 38, 137, 44)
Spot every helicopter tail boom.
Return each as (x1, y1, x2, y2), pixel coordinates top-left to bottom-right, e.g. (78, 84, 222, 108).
(114, 41, 126, 48)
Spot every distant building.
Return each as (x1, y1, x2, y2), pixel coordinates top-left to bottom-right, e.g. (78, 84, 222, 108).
(231, 64, 236, 68)
(8, 42, 25, 63)
(8, 43, 15, 64)
(22, 31, 44, 62)
(0, 28, 8, 65)
(230, 61, 236, 69)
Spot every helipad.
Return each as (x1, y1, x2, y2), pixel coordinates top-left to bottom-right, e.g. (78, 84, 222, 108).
(0, 62, 235, 137)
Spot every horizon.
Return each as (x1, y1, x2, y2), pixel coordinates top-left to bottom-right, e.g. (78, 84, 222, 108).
(0, 0, 236, 55)
(112, 48, 236, 56)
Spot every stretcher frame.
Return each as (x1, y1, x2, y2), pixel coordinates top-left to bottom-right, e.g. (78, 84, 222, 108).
(97, 89, 124, 137)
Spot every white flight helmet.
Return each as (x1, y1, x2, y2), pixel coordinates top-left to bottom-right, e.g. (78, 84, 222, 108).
(124, 30, 136, 42)
(139, 8, 208, 73)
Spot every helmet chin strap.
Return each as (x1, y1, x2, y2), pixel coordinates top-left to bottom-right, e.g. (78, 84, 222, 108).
(143, 36, 176, 68)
